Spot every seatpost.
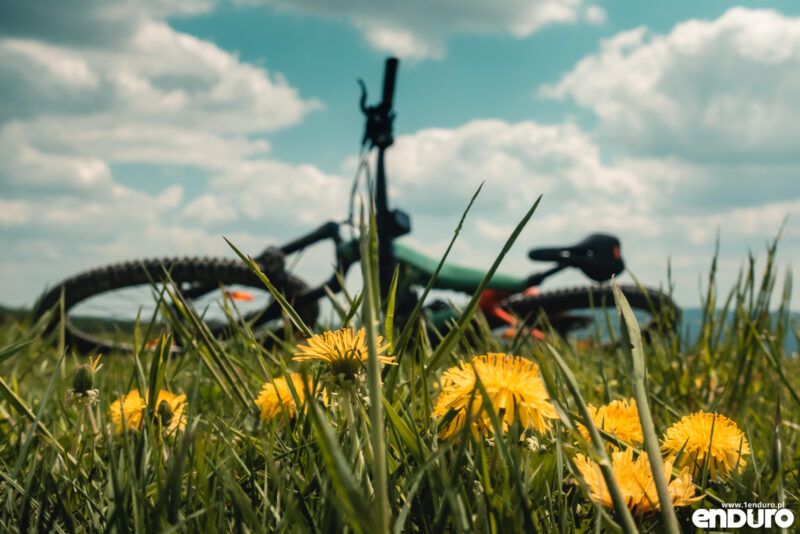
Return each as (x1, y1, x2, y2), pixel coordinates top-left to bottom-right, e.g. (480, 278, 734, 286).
(360, 57, 399, 299)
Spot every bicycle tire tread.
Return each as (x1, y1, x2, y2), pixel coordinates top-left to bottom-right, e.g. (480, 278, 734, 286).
(504, 283, 678, 339)
(33, 256, 316, 352)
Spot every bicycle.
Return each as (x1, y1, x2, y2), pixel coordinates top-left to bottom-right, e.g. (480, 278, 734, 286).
(33, 58, 678, 353)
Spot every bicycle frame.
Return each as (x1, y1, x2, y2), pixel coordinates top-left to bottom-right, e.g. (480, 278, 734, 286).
(263, 220, 562, 316)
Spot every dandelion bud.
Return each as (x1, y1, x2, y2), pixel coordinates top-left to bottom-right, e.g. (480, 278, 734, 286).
(67, 355, 102, 405)
(157, 399, 174, 428)
(71, 364, 94, 395)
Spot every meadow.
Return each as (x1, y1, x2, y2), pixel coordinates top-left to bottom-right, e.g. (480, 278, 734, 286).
(0, 211, 798, 533)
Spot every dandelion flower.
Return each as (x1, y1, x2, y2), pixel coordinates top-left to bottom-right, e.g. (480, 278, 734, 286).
(432, 353, 558, 439)
(661, 411, 750, 480)
(109, 389, 187, 433)
(255, 373, 323, 421)
(574, 448, 701, 516)
(293, 328, 394, 384)
(578, 398, 643, 448)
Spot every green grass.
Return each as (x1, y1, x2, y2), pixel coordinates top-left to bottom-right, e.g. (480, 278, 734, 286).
(1, 213, 798, 533)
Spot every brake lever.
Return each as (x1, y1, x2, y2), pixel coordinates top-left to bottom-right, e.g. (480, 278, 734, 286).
(358, 79, 368, 113)
(358, 79, 372, 147)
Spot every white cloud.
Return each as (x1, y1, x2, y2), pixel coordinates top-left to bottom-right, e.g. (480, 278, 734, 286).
(674, 199, 800, 245)
(0, 22, 317, 130)
(0, 0, 214, 46)
(3, 38, 99, 88)
(2, 118, 272, 174)
(0, 3, 317, 190)
(542, 8, 800, 162)
(182, 194, 239, 224)
(0, 123, 113, 192)
(192, 160, 349, 226)
(156, 184, 184, 210)
(384, 119, 672, 221)
(0, 199, 30, 226)
(584, 6, 607, 25)
(365, 27, 442, 60)
(241, 0, 603, 59)
(0, 6, 319, 212)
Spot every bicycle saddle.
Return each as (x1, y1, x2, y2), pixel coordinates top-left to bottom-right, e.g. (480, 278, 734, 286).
(528, 233, 624, 282)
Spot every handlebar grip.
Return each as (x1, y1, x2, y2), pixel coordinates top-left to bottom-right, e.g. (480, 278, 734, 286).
(381, 57, 399, 110)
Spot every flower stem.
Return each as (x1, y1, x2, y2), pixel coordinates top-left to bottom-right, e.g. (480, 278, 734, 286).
(87, 406, 98, 435)
(343, 386, 368, 485)
(70, 407, 85, 463)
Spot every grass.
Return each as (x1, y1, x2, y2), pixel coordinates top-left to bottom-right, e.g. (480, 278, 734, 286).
(0, 207, 798, 533)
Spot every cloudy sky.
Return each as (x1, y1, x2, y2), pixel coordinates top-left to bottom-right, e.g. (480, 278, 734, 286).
(1, 0, 799, 310)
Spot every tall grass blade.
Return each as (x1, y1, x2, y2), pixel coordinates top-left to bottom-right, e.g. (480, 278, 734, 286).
(749, 322, 800, 407)
(384, 265, 400, 352)
(772, 394, 787, 534)
(0, 340, 33, 365)
(395, 184, 483, 354)
(360, 200, 391, 534)
(12, 351, 66, 475)
(612, 279, 679, 534)
(472, 373, 537, 533)
(304, 382, 372, 533)
(543, 343, 638, 534)
(0, 376, 61, 453)
(161, 279, 253, 410)
(225, 237, 313, 338)
(426, 195, 541, 374)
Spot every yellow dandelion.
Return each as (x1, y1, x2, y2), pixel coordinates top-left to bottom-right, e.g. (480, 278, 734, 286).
(432, 353, 558, 439)
(109, 389, 187, 434)
(255, 373, 324, 421)
(574, 448, 701, 516)
(293, 328, 394, 383)
(578, 398, 643, 448)
(661, 411, 750, 480)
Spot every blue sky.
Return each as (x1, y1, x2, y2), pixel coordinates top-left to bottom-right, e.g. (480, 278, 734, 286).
(1, 0, 799, 309)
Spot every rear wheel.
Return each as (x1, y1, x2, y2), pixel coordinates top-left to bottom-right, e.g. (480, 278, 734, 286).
(502, 284, 678, 346)
(33, 257, 319, 353)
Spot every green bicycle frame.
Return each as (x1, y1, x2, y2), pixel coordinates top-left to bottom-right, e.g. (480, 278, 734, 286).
(337, 238, 529, 294)
(395, 243, 528, 292)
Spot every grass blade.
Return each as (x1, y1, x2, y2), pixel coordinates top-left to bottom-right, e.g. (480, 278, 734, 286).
(543, 343, 638, 534)
(612, 279, 680, 534)
(225, 237, 313, 338)
(360, 200, 391, 534)
(394, 183, 483, 354)
(384, 265, 400, 352)
(425, 195, 541, 374)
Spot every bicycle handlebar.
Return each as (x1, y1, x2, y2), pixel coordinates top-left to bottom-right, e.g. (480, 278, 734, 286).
(278, 221, 341, 256)
(359, 57, 398, 150)
(381, 58, 398, 111)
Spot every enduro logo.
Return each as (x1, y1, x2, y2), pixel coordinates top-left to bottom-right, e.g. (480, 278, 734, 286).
(691, 503, 795, 529)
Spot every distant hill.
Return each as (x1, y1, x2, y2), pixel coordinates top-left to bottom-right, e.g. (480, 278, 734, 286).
(0, 304, 27, 324)
(0, 303, 797, 355)
(679, 308, 798, 356)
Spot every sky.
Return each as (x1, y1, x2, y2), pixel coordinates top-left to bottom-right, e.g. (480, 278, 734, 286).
(1, 0, 799, 310)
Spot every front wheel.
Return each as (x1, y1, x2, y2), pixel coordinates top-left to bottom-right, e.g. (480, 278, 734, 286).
(502, 284, 678, 346)
(33, 257, 319, 353)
